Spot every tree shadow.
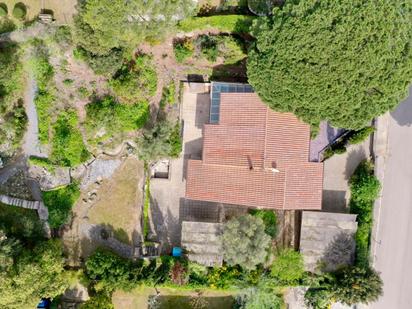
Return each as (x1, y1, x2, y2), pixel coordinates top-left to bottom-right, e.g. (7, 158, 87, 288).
(344, 147, 367, 180)
(320, 232, 355, 272)
(391, 87, 412, 127)
(322, 190, 347, 213)
(211, 59, 248, 83)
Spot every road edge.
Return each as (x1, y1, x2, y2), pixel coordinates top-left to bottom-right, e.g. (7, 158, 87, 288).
(371, 112, 390, 265)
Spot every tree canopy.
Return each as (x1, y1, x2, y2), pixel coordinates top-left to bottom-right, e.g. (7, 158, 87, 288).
(247, 0, 412, 129)
(74, 0, 195, 55)
(221, 214, 271, 270)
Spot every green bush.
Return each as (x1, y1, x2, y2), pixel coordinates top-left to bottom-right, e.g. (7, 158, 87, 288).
(143, 177, 150, 240)
(173, 39, 194, 63)
(348, 126, 375, 145)
(42, 183, 80, 228)
(160, 82, 176, 109)
(50, 110, 90, 167)
(177, 15, 255, 33)
(218, 35, 246, 64)
(249, 209, 277, 237)
(304, 288, 332, 309)
(350, 161, 380, 203)
(74, 47, 124, 77)
(85, 96, 149, 143)
(12, 3, 26, 20)
(63, 79, 74, 86)
(270, 249, 305, 285)
(137, 120, 182, 163)
(235, 288, 283, 309)
(0, 18, 16, 34)
(80, 291, 114, 309)
(78, 86, 90, 99)
(349, 161, 380, 267)
(28, 55, 54, 91)
(54, 26, 72, 45)
(198, 35, 219, 62)
(0, 4, 8, 17)
(109, 55, 157, 104)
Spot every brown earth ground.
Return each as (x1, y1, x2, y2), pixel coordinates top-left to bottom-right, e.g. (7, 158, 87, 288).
(113, 287, 236, 309)
(62, 156, 145, 266)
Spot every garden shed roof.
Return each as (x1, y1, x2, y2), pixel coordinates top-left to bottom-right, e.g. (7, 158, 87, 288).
(300, 211, 358, 273)
(181, 221, 223, 267)
(186, 91, 323, 210)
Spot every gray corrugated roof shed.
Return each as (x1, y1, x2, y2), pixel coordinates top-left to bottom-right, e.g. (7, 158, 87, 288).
(181, 221, 223, 267)
(300, 211, 358, 273)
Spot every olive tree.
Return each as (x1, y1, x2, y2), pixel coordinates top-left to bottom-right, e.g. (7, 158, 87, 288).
(221, 214, 271, 270)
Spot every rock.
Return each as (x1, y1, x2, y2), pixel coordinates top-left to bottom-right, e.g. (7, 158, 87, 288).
(28, 165, 70, 191)
(70, 164, 87, 180)
(80, 158, 121, 189)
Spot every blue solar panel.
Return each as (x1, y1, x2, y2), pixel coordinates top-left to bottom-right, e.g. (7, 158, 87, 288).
(209, 82, 255, 123)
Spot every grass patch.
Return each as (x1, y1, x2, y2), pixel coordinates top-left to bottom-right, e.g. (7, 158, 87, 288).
(34, 91, 54, 143)
(42, 183, 80, 228)
(88, 157, 144, 245)
(109, 55, 157, 104)
(50, 110, 90, 167)
(84, 96, 149, 144)
(28, 156, 56, 172)
(177, 15, 255, 33)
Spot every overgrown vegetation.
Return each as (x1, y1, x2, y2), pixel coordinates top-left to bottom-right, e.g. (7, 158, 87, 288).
(137, 120, 182, 163)
(84, 96, 149, 145)
(42, 182, 81, 228)
(249, 209, 277, 238)
(74, 47, 124, 77)
(74, 0, 195, 55)
(143, 176, 150, 240)
(0, 42, 26, 156)
(109, 55, 157, 103)
(349, 160, 381, 267)
(50, 110, 90, 167)
(270, 249, 304, 285)
(247, 1, 412, 129)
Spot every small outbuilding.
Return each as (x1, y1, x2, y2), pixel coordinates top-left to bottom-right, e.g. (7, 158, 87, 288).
(181, 221, 223, 267)
(300, 211, 358, 273)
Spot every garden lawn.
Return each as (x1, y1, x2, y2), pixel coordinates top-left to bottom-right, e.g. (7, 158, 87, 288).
(87, 157, 144, 244)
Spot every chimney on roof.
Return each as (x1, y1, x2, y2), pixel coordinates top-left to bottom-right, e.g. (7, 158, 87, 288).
(247, 155, 253, 170)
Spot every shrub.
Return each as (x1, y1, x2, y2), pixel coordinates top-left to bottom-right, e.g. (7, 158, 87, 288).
(218, 35, 246, 64)
(28, 53, 54, 91)
(63, 79, 73, 86)
(206, 265, 241, 289)
(80, 291, 114, 309)
(50, 110, 90, 167)
(177, 15, 255, 33)
(234, 288, 283, 309)
(78, 86, 90, 99)
(350, 161, 380, 203)
(0, 3, 7, 17)
(84, 96, 149, 143)
(221, 214, 271, 270)
(109, 55, 157, 104)
(143, 177, 150, 239)
(75, 47, 124, 77)
(270, 249, 305, 285)
(169, 261, 188, 285)
(249, 209, 277, 237)
(197, 35, 219, 62)
(42, 183, 80, 228)
(12, 3, 26, 20)
(85, 248, 134, 291)
(349, 126, 375, 145)
(54, 26, 72, 46)
(160, 82, 176, 109)
(331, 266, 383, 305)
(174, 39, 194, 63)
(304, 288, 332, 309)
(137, 120, 182, 162)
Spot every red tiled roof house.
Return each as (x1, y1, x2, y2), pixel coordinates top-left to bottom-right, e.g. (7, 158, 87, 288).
(186, 89, 323, 210)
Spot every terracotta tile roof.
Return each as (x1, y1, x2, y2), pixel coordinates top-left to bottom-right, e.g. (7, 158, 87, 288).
(186, 92, 323, 210)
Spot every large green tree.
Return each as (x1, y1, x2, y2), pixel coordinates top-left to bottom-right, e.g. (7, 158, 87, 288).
(0, 240, 69, 309)
(74, 0, 195, 55)
(247, 0, 412, 129)
(221, 214, 271, 270)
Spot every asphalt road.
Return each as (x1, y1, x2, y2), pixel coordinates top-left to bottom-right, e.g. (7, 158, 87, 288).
(372, 88, 412, 309)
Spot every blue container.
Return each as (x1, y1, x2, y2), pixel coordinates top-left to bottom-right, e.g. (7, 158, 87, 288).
(172, 247, 182, 257)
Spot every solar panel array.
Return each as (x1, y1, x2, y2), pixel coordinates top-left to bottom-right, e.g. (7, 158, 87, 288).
(210, 82, 254, 123)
